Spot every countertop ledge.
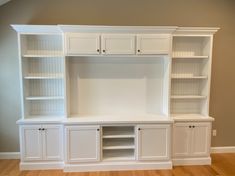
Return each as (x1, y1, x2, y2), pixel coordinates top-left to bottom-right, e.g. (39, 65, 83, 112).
(16, 114, 214, 125)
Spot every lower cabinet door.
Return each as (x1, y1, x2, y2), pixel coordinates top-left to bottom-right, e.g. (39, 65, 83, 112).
(173, 122, 211, 158)
(191, 123, 211, 157)
(137, 125, 170, 161)
(42, 125, 63, 161)
(20, 125, 43, 161)
(173, 123, 191, 157)
(66, 125, 100, 163)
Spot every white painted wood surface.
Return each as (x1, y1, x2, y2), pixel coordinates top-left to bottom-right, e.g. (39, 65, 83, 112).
(173, 122, 211, 158)
(137, 125, 170, 161)
(65, 125, 100, 163)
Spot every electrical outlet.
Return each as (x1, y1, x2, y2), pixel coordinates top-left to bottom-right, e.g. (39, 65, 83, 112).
(212, 129, 217, 136)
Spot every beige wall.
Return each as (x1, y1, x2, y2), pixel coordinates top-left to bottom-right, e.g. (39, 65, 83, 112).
(0, 0, 235, 152)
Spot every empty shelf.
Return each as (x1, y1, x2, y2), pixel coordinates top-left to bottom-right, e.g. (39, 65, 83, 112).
(25, 96, 64, 100)
(171, 75, 207, 79)
(103, 138, 135, 150)
(24, 74, 64, 79)
(103, 149, 135, 161)
(172, 56, 209, 59)
(171, 95, 207, 99)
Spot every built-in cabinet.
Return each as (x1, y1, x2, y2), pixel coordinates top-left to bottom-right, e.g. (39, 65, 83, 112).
(12, 25, 218, 172)
(65, 33, 171, 56)
(20, 124, 63, 161)
(173, 122, 211, 158)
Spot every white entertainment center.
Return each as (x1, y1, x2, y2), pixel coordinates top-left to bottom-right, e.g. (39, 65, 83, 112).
(12, 25, 219, 172)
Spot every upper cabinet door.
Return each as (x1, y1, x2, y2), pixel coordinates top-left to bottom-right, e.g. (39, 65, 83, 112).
(137, 34, 171, 54)
(102, 34, 135, 55)
(137, 125, 170, 161)
(65, 33, 100, 55)
(20, 125, 43, 161)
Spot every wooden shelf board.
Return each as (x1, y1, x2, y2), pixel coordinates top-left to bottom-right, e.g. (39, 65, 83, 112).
(102, 156, 135, 161)
(103, 145, 135, 150)
(172, 56, 209, 59)
(25, 96, 64, 100)
(102, 135, 135, 139)
(171, 75, 208, 79)
(24, 74, 64, 79)
(171, 95, 207, 99)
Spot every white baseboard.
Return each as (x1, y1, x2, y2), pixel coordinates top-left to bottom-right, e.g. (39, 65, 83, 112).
(64, 161, 172, 172)
(0, 152, 20, 159)
(20, 162, 64, 170)
(172, 157, 211, 166)
(211, 146, 235, 153)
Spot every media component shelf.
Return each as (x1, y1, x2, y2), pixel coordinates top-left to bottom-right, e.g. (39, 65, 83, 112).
(12, 25, 218, 172)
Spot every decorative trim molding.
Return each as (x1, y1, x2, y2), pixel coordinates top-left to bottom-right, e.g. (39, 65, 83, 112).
(211, 146, 235, 153)
(0, 152, 20, 159)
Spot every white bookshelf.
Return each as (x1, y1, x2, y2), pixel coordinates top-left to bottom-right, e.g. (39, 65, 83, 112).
(20, 34, 66, 119)
(171, 36, 212, 117)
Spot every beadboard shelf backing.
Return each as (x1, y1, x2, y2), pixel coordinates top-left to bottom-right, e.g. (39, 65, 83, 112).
(170, 35, 212, 117)
(20, 34, 66, 119)
(67, 56, 170, 117)
(25, 99, 65, 117)
(172, 36, 211, 57)
(20, 34, 63, 56)
(22, 57, 64, 77)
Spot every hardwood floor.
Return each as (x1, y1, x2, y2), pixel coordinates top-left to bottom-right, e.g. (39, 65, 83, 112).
(0, 153, 235, 176)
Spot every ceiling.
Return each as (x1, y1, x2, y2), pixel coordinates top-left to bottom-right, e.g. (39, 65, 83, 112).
(0, 0, 10, 6)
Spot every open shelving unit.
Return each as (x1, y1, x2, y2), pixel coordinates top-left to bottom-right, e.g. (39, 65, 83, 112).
(20, 34, 66, 119)
(66, 56, 171, 118)
(102, 126, 135, 161)
(171, 36, 212, 117)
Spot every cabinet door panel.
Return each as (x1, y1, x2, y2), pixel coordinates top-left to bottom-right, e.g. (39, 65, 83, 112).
(65, 33, 100, 55)
(191, 123, 211, 157)
(173, 123, 191, 157)
(43, 125, 63, 160)
(66, 125, 100, 163)
(20, 125, 42, 161)
(137, 125, 170, 161)
(102, 34, 135, 54)
(137, 34, 171, 54)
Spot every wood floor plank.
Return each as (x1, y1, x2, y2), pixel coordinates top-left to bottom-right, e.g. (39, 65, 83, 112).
(0, 154, 235, 176)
